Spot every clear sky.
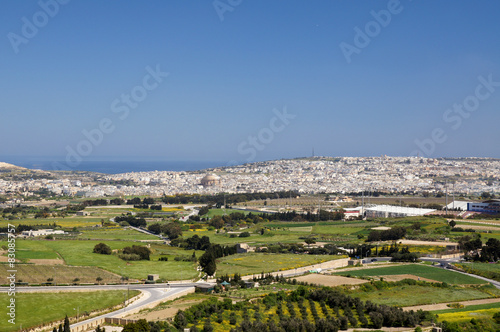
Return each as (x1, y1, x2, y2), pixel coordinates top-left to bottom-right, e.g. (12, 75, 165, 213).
(1, 0, 500, 166)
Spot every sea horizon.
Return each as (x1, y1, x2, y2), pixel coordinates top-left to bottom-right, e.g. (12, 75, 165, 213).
(0, 156, 233, 174)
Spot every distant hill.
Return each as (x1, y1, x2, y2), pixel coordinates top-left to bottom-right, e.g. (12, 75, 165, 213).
(0, 162, 27, 170)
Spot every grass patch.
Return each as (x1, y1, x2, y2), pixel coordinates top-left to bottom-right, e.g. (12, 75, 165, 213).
(334, 264, 486, 285)
(217, 253, 339, 276)
(78, 228, 160, 241)
(203, 209, 252, 218)
(0, 264, 124, 285)
(433, 301, 500, 314)
(6, 239, 199, 281)
(0, 290, 139, 332)
(435, 307, 500, 323)
(454, 262, 500, 282)
(350, 284, 497, 307)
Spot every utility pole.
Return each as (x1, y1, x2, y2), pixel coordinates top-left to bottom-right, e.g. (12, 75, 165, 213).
(445, 180, 448, 214)
(361, 181, 365, 218)
(452, 182, 455, 210)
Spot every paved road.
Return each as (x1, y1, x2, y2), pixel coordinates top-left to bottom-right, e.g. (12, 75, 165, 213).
(0, 282, 208, 293)
(70, 285, 191, 331)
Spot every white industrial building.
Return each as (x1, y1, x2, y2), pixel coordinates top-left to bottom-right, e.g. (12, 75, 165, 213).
(365, 205, 436, 218)
(444, 200, 470, 211)
(20, 229, 66, 238)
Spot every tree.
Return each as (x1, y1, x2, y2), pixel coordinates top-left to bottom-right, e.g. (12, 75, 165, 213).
(209, 215, 224, 229)
(147, 223, 162, 234)
(163, 222, 182, 239)
(123, 245, 151, 260)
(64, 315, 70, 332)
(174, 310, 187, 329)
(122, 323, 138, 332)
(135, 319, 150, 332)
(93, 243, 112, 255)
(304, 238, 316, 245)
(199, 251, 217, 276)
(449, 220, 456, 228)
(369, 312, 383, 329)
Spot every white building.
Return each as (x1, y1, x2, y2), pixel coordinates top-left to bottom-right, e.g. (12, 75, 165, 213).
(20, 229, 66, 238)
(365, 205, 435, 218)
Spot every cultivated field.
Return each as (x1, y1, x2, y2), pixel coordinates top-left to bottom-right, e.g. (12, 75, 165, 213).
(216, 253, 338, 276)
(0, 264, 123, 284)
(432, 301, 500, 322)
(0, 290, 139, 332)
(334, 264, 487, 285)
(78, 228, 160, 241)
(293, 274, 368, 287)
(2, 239, 201, 281)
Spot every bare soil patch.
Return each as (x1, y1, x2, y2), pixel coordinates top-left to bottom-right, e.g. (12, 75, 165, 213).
(455, 224, 500, 231)
(403, 297, 500, 312)
(381, 274, 439, 283)
(294, 274, 368, 287)
(28, 259, 65, 265)
(127, 299, 204, 321)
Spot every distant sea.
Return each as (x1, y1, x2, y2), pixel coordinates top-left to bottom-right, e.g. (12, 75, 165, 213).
(0, 157, 230, 174)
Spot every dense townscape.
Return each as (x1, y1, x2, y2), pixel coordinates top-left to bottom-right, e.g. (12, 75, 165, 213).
(1, 157, 500, 332)
(1, 157, 499, 201)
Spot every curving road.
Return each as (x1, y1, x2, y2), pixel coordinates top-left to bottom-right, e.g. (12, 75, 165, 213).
(0, 283, 208, 331)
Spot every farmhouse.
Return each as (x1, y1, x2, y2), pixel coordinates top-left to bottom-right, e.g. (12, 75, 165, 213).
(76, 211, 90, 216)
(20, 229, 66, 238)
(236, 243, 255, 253)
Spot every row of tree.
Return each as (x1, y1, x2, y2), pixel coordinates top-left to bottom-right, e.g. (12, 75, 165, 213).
(173, 286, 433, 330)
(115, 214, 147, 227)
(162, 192, 301, 205)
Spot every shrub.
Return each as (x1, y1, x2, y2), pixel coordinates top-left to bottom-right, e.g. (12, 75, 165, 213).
(119, 254, 141, 261)
(93, 243, 112, 255)
(239, 231, 250, 238)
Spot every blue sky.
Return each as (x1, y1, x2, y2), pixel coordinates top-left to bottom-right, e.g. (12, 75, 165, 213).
(1, 0, 500, 166)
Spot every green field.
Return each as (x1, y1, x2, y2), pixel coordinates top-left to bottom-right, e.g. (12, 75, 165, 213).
(434, 302, 500, 323)
(454, 262, 500, 282)
(350, 284, 498, 307)
(334, 264, 487, 285)
(4, 217, 102, 228)
(217, 253, 340, 276)
(433, 301, 500, 315)
(4, 239, 200, 281)
(78, 228, 160, 241)
(0, 264, 124, 284)
(0, 290, 139, 332)
(193, 229, 304, 246)
(202, 208, 252, 218)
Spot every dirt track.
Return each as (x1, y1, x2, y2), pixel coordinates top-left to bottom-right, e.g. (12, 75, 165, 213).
(403, 297, 500, 311)
(28, 259, 65, 265)
(294, 274, 368, 287)
(126, 298, 204, 321)
(382, 274, 438, 283)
